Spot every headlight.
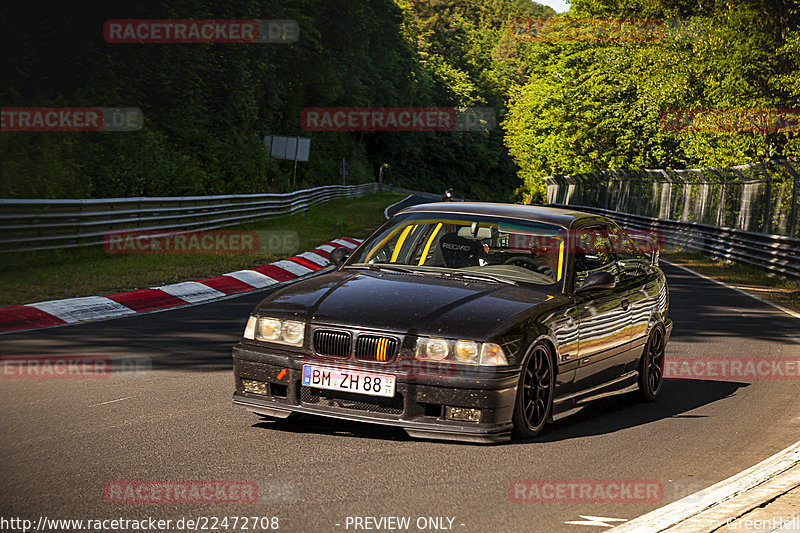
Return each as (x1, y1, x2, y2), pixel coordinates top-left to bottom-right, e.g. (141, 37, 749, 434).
(257, 318, 282, 341)
(417, 337, 449, 360)
(244, 316, 305, 347)
(454, 340, 479, 363)
(281, 321, 305, 345)
(414, 337, 507, 366)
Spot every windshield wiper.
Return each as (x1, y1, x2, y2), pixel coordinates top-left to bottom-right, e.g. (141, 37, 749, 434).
(442, 271, 517, 285)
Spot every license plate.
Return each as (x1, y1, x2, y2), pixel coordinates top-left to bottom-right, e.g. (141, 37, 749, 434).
(302, 364, 396, 398)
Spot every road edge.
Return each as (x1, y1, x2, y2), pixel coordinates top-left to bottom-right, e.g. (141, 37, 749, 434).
(662, 259, 800, 320)
(608, 441, 800, 532)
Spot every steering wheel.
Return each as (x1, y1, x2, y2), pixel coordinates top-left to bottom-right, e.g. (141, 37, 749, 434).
(503, 256, 554, 278)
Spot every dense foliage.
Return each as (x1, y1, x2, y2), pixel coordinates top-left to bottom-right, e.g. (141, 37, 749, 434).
(504, 0, 800, 200)
(3, 1, 796, 203)
(0, 0, 552, 200)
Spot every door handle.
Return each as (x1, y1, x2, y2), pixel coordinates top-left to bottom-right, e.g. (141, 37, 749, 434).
(621, 299, 630, 311)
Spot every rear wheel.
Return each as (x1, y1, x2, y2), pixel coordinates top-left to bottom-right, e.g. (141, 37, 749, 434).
(637, 324, 665, 401)
(512, 342, 555, 439)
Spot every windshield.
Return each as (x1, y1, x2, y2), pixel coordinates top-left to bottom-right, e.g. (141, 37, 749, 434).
(347, 212, 567, 287)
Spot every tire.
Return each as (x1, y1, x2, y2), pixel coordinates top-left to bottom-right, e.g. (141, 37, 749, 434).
(512, 342, 555, 440)
(637, 323, 666, 402)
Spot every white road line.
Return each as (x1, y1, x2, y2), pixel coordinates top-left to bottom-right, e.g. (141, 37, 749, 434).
(662, 259, 800, 320)
(224, 270, 278, 289)
(156, 281, 226, 304)
(608, 441, 800, 532)
(90, 396, 132, 407)
(566, 516, 628, 528)
(28, 297, 136, 324)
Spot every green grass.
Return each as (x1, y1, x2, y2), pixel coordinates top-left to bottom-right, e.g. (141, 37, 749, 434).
(0, 192, 403, 307)
(661, 248, 800, 312)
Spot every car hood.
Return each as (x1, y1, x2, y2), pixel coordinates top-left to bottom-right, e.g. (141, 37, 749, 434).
(254, 269, 558, 339)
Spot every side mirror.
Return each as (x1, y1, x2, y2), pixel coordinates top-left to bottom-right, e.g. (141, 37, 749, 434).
(329, 247, 350, 267)
(629, 232, 660, 266)
(575, 271, 616, 293)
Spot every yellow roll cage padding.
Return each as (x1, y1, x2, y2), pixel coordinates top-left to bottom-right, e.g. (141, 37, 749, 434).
(363, 218, 566, 284)
(390, 224, 417, 263)
(418, 223, 443, 266)
(557, 240, 564, 281)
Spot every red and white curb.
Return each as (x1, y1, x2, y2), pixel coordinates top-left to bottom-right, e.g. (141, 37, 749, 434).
(0, 237, 362, 334)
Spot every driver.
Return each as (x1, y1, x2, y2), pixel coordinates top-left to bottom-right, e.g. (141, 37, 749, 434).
(529, 237, 560, 279)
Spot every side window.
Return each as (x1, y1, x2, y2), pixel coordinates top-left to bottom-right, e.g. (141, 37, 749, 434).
(574, 227, 617, 285)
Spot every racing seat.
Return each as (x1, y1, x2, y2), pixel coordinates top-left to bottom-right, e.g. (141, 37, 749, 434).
(439, 232, 486, 268)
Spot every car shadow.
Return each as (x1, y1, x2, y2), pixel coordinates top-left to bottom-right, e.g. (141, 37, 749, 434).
(252, 416, 413, 442)
(529, 378, 747, 443)
(248, 378, 747, 445)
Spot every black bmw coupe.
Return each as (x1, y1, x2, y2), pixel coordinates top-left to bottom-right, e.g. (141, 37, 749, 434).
(232, 203, 672, 443)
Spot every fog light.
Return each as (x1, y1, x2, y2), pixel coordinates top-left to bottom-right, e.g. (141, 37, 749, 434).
(242, 379, 268, 396)
(445, 406, 481, 422)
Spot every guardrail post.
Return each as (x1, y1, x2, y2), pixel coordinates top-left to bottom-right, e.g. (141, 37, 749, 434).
(575, 174, 583, 204)
(544, 176, 556, 204)
(675, 170, 690, 221)
(729, 167, 750, 230)
(709, 168, 727, 227)
(754, 163, 772, 234)
(589, 172, 601, 206)
(663, 169, 682, 220)
(654, 170, 671, 219)
(693, 170, 708, 224)
(602, 171, 612, 209)
(564, 175, 574, 204)
(639, 170, 647, 214)
(780, 160, 799, 238)
(618, 170, 629, 211)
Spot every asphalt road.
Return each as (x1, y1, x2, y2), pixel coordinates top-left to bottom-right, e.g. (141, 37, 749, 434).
(1, 264, 799, 532)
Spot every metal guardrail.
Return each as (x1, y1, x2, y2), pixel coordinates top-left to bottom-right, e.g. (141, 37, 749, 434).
(0, 183, 382, 252)
(551, 204, 800, 280)
(544, 159, 799, 239)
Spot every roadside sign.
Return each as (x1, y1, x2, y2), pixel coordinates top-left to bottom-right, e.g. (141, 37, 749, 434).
(296, 138, 311, 162)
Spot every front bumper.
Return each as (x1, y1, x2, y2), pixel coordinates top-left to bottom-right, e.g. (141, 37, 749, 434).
(232, 343, 518, 443)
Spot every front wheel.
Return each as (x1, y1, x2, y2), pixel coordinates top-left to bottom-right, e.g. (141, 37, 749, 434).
(637, 324, 665, 402)
(512, 342, 555, 440)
